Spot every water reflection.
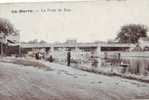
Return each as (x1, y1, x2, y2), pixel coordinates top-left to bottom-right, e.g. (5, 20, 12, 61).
(126, 57, 149, 75)
(99, 51, 149, 75)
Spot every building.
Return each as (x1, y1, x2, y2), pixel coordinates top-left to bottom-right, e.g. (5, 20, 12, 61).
(0, 33, 20, 56)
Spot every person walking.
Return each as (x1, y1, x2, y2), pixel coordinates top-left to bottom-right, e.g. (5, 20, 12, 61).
(67, 49, 71, 66)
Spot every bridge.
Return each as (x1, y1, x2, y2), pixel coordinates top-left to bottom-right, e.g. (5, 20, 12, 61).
(20, 42, 134, 54)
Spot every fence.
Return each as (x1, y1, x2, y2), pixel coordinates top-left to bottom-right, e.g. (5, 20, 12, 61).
(51, 50, 92, 65)
(100, 51, 149, 75)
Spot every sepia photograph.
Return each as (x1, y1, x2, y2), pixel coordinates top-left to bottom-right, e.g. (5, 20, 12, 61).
(0, 0, 149, 100)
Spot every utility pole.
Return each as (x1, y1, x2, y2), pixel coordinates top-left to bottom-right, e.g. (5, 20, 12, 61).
(0, 32, 4, 57)
(0, 42, 3, 56)
(18, 44, 21, 57)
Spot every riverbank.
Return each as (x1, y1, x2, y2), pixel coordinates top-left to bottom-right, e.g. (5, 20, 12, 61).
(0, 57, 149, 100)
(0, 57, 149, 83)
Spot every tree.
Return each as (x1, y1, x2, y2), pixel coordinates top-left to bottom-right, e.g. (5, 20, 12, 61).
(0, 18, 17, 56)
(115, 24, 148, 43)
(28, 39, 38, 44)
(39, 40, 47, 44)
(0, 18, 16, 37)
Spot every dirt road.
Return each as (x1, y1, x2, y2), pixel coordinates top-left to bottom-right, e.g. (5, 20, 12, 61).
(0, 61, 149, 100)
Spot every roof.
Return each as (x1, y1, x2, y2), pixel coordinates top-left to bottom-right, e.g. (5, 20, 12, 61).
(7, 39, 15, 44)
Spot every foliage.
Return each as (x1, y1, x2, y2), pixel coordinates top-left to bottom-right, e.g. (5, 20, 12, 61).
(116, 24, 148, 43)
(39, 40, 47, 44)
(0, 18, 16, 37)
(28, 39, 38, 44)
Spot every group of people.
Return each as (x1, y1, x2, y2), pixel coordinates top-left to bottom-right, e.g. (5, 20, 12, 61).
(34, 50, 71, 66)
(35, 51, 54, 62)
(34, 49, 98, 67)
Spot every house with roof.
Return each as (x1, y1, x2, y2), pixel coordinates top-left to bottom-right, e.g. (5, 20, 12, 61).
(0, 33, 20, 56)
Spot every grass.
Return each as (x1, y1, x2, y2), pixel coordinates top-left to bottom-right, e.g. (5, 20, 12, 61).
(0, 57, 53, 71)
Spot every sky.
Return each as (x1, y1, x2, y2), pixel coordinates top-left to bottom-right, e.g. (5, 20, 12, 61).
(0, 0, 149, 42)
